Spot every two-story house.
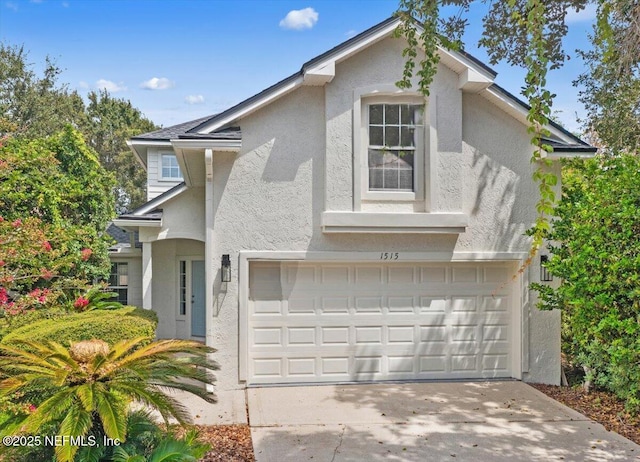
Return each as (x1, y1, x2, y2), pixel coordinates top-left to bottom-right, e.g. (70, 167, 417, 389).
(110, 17, 596, 391)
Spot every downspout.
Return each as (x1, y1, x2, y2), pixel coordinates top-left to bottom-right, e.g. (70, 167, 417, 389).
(204, 149, 215, 393)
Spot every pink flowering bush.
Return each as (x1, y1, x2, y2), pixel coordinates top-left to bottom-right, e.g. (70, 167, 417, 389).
(0, 215, 107, 321)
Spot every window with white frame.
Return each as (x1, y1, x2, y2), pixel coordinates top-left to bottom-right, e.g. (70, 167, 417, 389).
(108, 262, 128, 304)
(161, 154, 182, 180)
(367, 103, 424, 192)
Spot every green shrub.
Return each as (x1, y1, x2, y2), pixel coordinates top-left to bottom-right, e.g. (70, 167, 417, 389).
(0, 307, 68, 338)
(1, 307, 157, 348)
(533, 154, 640, 412)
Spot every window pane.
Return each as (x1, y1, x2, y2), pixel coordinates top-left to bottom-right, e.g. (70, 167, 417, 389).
(368, 149, 384, 167)
(396, 151, 414, 168)
(401, 127, 416, 147)
(162, 167, 172, 178)
(369, 126, 383, 146)
(413, 105, 424, 125)
(385, 126, 399, 147)
(385, 104, 400, 125)
(369, 168, 383, 189)
(369, 105, 383, 124)
(399, 169, 413, 190)
(383, 169, 399, 189)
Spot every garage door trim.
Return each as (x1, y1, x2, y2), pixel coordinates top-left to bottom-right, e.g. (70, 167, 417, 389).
(238, 251, 526, 383)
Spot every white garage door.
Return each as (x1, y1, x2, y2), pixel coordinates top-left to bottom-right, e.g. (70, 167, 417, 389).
(247, 261, 516, 384)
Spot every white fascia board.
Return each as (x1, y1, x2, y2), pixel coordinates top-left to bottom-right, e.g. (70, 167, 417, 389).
(132, 183, 189, 216)
(196, 19, 495, 135)
(170, 139, 241, 152)
(303, 61, 335, 86)
(306, 21, 399, 73)
(483, 87, 578, 145)
(108, 248, 142, 257)
(126, 140, 150, 169)
(195, 76, 304, 134)
(548, 150, 597, 159)
(171, 147, 193, 186)
(112, 218, 162, 228)
(458, 68, 493, 92)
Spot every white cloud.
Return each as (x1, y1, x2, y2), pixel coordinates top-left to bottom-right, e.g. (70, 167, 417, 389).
(5, 2, 18, 11)
(185, 94, 205, 104)
(279, 7, 318, 30)
(30, 0, 43, 3)
(62, 1, 69, 7)
(140, 77, 175, 90)
(78, 81, 89, 89)
(96, 79, 126, 92)
(345, 29, 357, 38)
(566, 4, 597, 23)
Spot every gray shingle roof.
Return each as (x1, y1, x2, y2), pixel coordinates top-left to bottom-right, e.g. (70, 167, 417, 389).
(131, 115, 241, 141)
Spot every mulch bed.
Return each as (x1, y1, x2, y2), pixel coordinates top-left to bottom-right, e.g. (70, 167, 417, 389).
(196, 425, 255, 462)
(532, 384, 640, 445)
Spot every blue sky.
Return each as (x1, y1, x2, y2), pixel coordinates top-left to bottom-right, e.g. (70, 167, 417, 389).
(0, 0, 596, 133)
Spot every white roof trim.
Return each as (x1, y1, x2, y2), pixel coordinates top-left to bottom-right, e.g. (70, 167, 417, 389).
(170, 139, 241, 151)
(112, 218, 162, 228)
(196, 75, 304, 134)
(483, 87, 580, 145)
(195, 17, 496, 135)
(132, 183, 188, 216)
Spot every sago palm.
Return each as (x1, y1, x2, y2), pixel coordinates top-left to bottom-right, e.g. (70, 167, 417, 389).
(0, 337, 218, 462)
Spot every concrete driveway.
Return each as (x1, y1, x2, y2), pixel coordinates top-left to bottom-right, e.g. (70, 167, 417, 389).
(248, 381, 640, 461)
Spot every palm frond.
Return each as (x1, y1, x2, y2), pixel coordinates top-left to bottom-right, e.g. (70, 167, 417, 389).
(95, 390, 127, 441)
(21, 388, 75, 433)
(109, 383, 192, 425)
(75, 383, 95, 411)
(54, 405, 92, 462)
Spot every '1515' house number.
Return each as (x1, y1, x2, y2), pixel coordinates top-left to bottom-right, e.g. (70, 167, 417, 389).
(380, 252, 399, 260)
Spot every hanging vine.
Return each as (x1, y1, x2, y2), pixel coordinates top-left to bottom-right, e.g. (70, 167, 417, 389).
(394, 0, 577, 265)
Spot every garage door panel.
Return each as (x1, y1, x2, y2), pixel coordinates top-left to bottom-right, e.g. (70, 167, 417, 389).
(248, 261, 515, 384)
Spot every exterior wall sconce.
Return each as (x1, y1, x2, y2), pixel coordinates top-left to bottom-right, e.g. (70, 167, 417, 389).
(540, 255, 553, 282)
(221, 254, 231, 283)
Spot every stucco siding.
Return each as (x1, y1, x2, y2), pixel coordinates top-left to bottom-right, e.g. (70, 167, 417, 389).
(132, 35, 563, 388)
(461, 92, 562, 384)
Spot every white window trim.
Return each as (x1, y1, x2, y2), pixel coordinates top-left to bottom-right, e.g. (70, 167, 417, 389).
(160, 153, 183, 181)
(353, 85, 429, 209)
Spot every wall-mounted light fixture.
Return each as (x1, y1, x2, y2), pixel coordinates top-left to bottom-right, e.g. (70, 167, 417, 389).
(540, 255, 553, 282)
(221, 254, 231, 283)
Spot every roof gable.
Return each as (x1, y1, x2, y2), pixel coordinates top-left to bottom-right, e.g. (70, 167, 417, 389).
(128, 15, 594, 156)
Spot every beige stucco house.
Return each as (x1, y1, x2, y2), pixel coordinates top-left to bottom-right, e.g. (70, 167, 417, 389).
(109, 17, 596, 391)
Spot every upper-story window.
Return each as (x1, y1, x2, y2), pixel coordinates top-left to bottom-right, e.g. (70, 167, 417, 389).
(368, 103, 423, 192)
(161, 154, 182, 180)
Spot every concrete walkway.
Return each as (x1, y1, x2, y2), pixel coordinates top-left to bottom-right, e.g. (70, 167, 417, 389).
(248, 381, 640, 462)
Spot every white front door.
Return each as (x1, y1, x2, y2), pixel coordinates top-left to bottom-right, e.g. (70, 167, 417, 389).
(247, 261, 517, 385)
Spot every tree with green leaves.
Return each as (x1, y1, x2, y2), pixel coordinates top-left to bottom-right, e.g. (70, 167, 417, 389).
(85, 90, 158, 213)
(0, 44, 87, 138)
(0, 43, 158, 212)
(0, 126, 115, 286)
(396, 1, 640, 408)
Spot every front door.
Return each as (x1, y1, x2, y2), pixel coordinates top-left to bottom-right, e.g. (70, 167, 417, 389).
(191, 260, 206, 337)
